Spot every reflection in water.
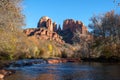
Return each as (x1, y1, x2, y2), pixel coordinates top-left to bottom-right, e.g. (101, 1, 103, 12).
(5, 62, 120, 80)
(36, 74, 58, 80)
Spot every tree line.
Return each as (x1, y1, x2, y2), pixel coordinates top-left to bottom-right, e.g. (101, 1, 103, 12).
(73, 10, 120, 61)
(0, 0, 120, 61)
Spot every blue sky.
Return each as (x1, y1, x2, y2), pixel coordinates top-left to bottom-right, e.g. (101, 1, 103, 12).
(23, 0, 120, 29)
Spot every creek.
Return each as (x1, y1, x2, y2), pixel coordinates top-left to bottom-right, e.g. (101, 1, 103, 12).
(4, 59, 120, 80)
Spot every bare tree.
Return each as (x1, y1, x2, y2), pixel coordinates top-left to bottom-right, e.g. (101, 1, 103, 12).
(89, 10, 120, 58)
(0, 0, 26, 60)
(0, 0, 25, 31)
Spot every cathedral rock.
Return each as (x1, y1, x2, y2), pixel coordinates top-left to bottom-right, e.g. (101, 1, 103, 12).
(23, 16, 90, 44)
(63, 19, 88, 34)
(59, 19, 88, 44)
(24, 16, 64, 44)
(37, 16, 57, 32)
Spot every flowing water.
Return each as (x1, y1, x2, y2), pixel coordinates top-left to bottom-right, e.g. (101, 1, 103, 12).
(4, 59, 120, 80)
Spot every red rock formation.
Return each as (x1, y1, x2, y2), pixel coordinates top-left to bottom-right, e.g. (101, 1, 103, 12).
(0, 69, 15, 79)
(57, 24, 62, 32)
(23, 16, 64, 44)
(37, 16, 49, 28)
(47, 58, 81, 64)
(61, 19, 88, 44)
(24, 28, 64, 44)
(37, 16, 57, 32)
(46, 19, 53, 32)
(24, 17, 89, 44)
(53, 22, 57, 32)
(63, 19, 88, 34)
(23, 28, 36, 36)
(63, 19, 76, 32)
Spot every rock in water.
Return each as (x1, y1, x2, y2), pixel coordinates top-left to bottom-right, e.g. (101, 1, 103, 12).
(0, 74, 4, 79)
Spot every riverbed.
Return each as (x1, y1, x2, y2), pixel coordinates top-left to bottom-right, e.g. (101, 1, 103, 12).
(4, 59, 120, 80)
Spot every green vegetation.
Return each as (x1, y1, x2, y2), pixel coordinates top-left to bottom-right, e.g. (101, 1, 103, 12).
(0, 0, 25, 60)
(71, 10, 120, 61)
(88, 10, 120, 60)
(0, 0, 119, 63)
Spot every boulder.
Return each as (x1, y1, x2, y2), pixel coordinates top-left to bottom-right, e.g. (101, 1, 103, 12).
(47, 58, 81, 64)
(0, 69, 15, 79)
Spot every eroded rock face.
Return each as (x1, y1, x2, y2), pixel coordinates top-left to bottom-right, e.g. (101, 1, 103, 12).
(59, 19, 88, 44)
(24, 28, 64, 44)
(47, 58, 81, 64)
(53, 22, 57, 32)
(37, 16, 49, 28)
(24, 17, 90, 44)
(24, 16, 64, 44)
(63, 19, 87, 34)
(37, 16, 57, 32)
(47, 19, 53, 32)
(0, 69, 15, 79)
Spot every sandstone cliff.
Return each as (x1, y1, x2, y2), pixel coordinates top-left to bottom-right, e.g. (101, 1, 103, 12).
(24, 16, 90, 44)
(24, 16, 64, 44)
(59, 19, 88, 44)
(63, 19, 88, 34)
(37, 16, 57, 32)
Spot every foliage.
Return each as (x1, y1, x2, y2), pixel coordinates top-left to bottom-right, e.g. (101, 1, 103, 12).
(72, 30, 81, 44)
(2, 0, 119, 61)
(0, 0, 25, 30)
(48, 44, 53, 57)
(61, 50, 67, 58)
(72, 29, 92, 58)
(0, 0, 27, 60)
(89, 10, 120, 58)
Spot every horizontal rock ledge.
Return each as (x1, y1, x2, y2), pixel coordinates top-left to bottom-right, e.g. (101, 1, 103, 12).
(47, 58, 81, 64)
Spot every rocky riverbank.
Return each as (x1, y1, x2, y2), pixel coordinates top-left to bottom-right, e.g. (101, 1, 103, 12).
(0, 60, 15, 79)
(0, 58, 81, 79)
(0, 57, 119, 79)
(47, 58, 81, 64)
(0, 69, 15, 79)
